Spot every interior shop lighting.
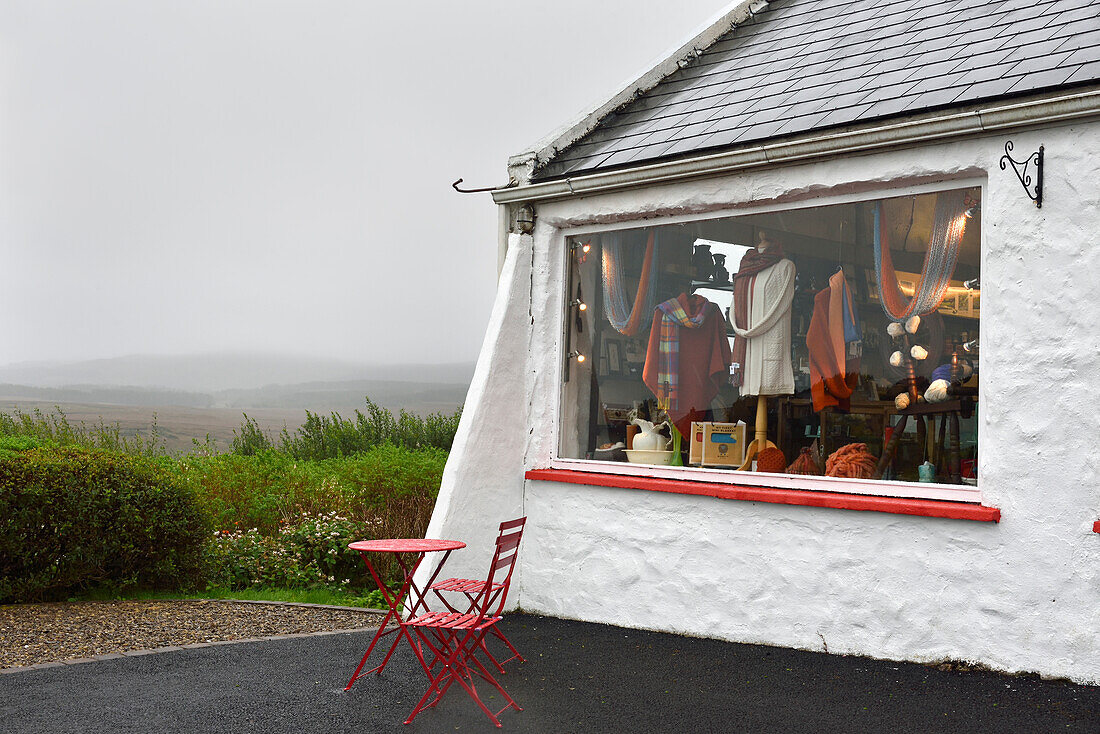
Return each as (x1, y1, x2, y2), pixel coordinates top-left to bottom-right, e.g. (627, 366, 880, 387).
(962, 193, 981, 219)
(962, 338, 979, 353)
(964, 277, 980, 290)
(567, 350, 586, 363)
(570, 298, 587, 311)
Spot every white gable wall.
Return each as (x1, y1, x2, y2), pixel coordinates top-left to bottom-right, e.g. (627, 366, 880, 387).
(423, 119, 1100, 683)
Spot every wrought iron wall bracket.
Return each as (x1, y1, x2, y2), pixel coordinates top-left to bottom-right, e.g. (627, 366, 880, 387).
(999, 141, 1043, 208)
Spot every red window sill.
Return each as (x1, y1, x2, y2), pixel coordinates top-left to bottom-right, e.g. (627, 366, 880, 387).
(525, 469, 1001, 522)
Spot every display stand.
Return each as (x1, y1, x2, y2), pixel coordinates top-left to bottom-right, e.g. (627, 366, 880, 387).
(738, 394, 777, 471)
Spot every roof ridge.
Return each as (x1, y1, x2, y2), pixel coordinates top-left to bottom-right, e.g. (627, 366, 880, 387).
(526, 0, 1100, 182)
(506, 0, 772, 185)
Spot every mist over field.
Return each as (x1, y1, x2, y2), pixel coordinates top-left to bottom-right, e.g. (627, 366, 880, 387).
(0, 352, 474, 393)
(0, 352, 474, 452)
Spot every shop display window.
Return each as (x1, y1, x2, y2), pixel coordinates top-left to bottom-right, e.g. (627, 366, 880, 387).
(559, 185, 981, 496)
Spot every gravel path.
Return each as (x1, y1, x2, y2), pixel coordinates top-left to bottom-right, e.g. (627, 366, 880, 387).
(0, 600, 383, 669)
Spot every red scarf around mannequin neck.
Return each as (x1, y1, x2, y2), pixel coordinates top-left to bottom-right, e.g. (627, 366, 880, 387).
(730, 244, 786, 387)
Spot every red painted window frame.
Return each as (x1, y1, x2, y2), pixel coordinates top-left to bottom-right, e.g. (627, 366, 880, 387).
(525, 469, 1000, 522)
(1093, 520, 1100, 534)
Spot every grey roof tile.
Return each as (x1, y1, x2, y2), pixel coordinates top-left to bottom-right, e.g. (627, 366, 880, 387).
(855, 95, 918, 121)
(1065, 59, 1100, 83)
(904, 87, 969, 111)
(1053, 27, 1100, 52)
(534, 0, 1100, 180)
(953, 60, 1028, 87)
(955, 76, 1020, 100)
(1054, 3, 1100, 25)
(1064, 44, 1100, 65)
(904, 69, 971, 98)
(1005, 62, 1079, 93)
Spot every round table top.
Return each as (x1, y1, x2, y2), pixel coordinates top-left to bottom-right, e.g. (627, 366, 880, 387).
(348, 538, 466, 553)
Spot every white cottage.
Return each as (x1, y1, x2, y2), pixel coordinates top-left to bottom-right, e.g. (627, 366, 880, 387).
(423, 0, 1100, 683)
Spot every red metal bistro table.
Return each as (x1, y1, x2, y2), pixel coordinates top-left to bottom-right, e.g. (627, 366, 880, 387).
(344, 538, 466, 691)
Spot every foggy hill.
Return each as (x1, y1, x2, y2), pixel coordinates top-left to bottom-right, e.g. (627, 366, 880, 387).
(0, 353, 476, 393)
(0, 379, 470, 414)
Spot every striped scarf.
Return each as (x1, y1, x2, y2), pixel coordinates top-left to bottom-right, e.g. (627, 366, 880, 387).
(874, 191, 968, 320)
(655, 295, 711, 409)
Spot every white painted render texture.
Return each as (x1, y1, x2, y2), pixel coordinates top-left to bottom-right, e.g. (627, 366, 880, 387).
(421, 118, 1100, 683)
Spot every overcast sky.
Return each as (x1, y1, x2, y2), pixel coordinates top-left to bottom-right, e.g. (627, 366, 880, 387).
(0, 0, 727, 366)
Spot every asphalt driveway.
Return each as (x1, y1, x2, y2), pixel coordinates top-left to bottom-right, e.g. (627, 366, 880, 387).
(2, 613, 1097, 733)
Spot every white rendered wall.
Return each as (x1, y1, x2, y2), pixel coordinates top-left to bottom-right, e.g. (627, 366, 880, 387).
(429, 120, 1100, 683)
(414, 234, 531, 591)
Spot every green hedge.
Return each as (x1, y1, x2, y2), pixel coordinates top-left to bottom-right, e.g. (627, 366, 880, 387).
(0, 446, 210, 603)
(173, 444, 446, 535)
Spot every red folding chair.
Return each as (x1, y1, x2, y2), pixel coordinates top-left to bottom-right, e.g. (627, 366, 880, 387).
(430, 517, 526, 674)
(401, 523, 525, 727)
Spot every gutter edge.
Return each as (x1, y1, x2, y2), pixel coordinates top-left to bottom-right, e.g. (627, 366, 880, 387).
(493, 88, 1100, 205)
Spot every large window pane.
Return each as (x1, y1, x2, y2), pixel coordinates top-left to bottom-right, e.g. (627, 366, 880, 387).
(560, 187, 981, 487)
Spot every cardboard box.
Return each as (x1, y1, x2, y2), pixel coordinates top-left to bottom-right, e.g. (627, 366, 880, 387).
(689, 421, 746, 467)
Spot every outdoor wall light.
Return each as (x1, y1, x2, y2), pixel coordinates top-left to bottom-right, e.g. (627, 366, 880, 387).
(567, 350, 586, 363)
(570, 298, 587, 311)
(515, 204, 535, 234)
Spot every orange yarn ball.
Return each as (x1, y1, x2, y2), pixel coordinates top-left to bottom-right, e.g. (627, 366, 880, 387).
(825, 443, 878, 479)
(756, 446, 787, 473)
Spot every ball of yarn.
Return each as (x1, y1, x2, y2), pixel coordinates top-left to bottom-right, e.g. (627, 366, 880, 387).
(825, 443, 878, 479)
(756, 446, 787, 473)
(905, 315, 921, 334)
(786, 447, 820, 475)
(894, 393, 910, 410)
(930, 361, 973, 383)
(889, 350, 903, 367)
(924, 378, 950, 403)
(887, 321, 905, 338)
(910, 345, 928, 360)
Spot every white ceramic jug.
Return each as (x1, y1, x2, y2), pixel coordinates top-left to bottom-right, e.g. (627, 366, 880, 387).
(631, 418, 670, 451)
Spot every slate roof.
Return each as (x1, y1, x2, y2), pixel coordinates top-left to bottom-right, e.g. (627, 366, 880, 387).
(534, 0, 1100, 181)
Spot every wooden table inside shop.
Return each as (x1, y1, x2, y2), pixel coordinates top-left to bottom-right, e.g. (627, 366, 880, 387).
(777, 395, 975, 483)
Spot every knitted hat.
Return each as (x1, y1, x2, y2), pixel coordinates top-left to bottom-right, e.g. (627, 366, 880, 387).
(786, 447, 820, 475)
(756, 446, 787, 473)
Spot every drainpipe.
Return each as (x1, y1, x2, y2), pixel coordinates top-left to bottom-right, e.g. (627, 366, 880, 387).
(497, 203, 510, 278)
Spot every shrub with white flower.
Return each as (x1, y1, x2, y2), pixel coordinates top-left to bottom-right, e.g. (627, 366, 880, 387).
(204, 510, 365, 592)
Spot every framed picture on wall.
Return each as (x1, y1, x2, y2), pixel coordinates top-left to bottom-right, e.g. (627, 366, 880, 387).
(607, 341, 623, 375)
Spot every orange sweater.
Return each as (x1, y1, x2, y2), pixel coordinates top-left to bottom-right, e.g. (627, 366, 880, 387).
(807, 282, 860, 412)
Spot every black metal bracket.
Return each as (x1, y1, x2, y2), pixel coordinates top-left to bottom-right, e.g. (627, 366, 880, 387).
(999, 141, 1043, 208)
(451, 177, 517, 194)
